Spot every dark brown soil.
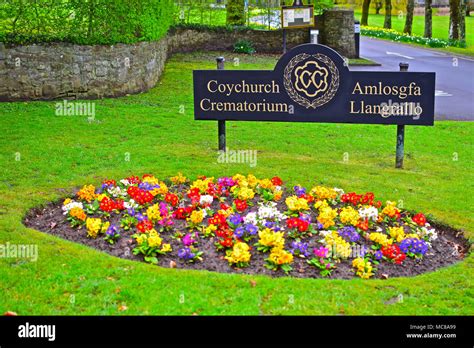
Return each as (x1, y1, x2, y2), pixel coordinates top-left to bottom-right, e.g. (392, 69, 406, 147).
(23, 199, 470, 280)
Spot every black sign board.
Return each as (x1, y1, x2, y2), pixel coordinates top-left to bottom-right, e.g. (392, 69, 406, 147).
(193, 44, 435, 126)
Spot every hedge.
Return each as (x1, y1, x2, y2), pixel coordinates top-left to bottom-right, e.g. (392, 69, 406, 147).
(0, 0, 175, 45)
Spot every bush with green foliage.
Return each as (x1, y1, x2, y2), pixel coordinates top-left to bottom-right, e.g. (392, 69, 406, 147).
(0, 0, 175, 45)
(233, 39, 255, 54)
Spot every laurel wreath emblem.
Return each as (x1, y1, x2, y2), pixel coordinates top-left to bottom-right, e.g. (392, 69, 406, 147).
(284, 53, 340, 109)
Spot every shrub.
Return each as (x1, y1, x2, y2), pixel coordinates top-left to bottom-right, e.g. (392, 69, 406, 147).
(233, 39, 255, 54)
(0, 0, 175, 45)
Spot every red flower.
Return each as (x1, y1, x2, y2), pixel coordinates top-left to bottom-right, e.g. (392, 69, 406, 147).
(188, 188, 201, 204)
(126, 176, 141, 184)
(219, 237, 234, 248)
(234, 199, 248, 212)
(174, 206, 193, 219)
(381, 244, 406, 264)
(137, 219, 153, 233)
(412, 213, 427, 226)
(100, 197, 115, 212)
(127, 186, 153, 205)
(165, 193, 179, 207)
(102, 179, 116, 186)
(357, 218, 369, 231)
(271, 176, 283, 186)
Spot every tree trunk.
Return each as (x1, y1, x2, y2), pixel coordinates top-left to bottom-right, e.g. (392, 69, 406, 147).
(226, 0, 245, 26)
(384, 0, 392, 29)
(460, 0, 466, 41)
(424, 0, 432, 38)
(403, 0, 415, 34)
(449, 0, 461, 40)
(361, 0, 371, 26)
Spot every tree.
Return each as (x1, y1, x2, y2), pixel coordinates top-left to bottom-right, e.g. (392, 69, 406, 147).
(361, 0, 371, 26)
(460, 0, 467, 42)
(403, 0, 415, 34)
(384, 0, 392, 29)
(226, 0, 245, 26)
(449, 0, 461, 40)
(424, 0, 432, 38)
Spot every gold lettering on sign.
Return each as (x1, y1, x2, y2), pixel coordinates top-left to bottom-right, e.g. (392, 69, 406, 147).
(207, 80, 280, 96)
(352, 82, 421, 99)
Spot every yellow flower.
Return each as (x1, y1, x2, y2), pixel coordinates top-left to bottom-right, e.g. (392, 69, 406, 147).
(170, 172, 187, 185)
(218, 208, 233, 217)
(318, 206, 338, 229)
(146, 204, 162, 222)
(405, 233, 420, 240)
(151, 181, 168, 196)
(323, 231, 352, 258)
(238, 187, 255, 200)
(63, 198, 72, 206)
(225, 242, 251, 265)
(96, 193, 107, 202)
(136, 234, 148, 245)
(274, 190, 283, 201)
(191, 178, 214, 193)
(258, 228, 285, 249)
(247, 174, 258, 188)
(147, 234, 162, 248)
(382, 201, 400, 218)
(203, 224, 217, 236)
(388, 226, 406, 243)
(161, 243, 172, 252)
(86, 217, 102, 238)
(142, 175, 159, 185)
(232, 174, 246, 184)
(314, 199, 329, 210)
(258, 178, 274, 190)
(310, 186, 337, 200)
(352, 257, 374, 279)
(101, 221, 110, 234)
(188, 210, 205, 224)
(69, 207, 86, 221)
(77, 184, 97, 202)
(369, 232, 393, 247)
(268, 247, 293, 265)
(285, 196, 309, 211)
(339, 206, 360, 226)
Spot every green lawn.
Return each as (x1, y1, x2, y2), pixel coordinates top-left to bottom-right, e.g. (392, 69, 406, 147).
(355, 10, 474, 56)
(0, 52, 473, 315)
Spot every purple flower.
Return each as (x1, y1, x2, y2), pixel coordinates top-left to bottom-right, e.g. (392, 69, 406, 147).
(138, 182, 160, 191)
(106, 224, 119, 237)
(177, 247, 195, 260)
(135, 213, 146, 221)
(182, 233, 196, 246)
(234, 226, 245, 238)
(400, 238, 428, 255)
(316, 221, 324, 230)
(375, 250, 383, 260)
(127, 207, 136, 216)
(299, 213, 312, 223)
(293, 185, 306, 196)
(217, 177, 236, 187)
(338, 226, 360, 243)
(313, 246, 329, 258)
(290, 241, 309, 257)
(229, 213, 242, 226)
(245, 224, 258, 235)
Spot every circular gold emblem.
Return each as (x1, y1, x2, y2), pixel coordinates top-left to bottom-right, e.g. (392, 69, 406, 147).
(284, 53, 340, 109)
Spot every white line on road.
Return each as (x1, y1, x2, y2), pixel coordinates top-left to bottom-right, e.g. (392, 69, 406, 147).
(386, 51, 415, 60)
(435, 90, 453, 97)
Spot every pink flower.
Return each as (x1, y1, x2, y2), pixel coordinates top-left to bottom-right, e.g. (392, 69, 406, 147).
(182, 233, 195, 246)
(313, 246, 329, 258)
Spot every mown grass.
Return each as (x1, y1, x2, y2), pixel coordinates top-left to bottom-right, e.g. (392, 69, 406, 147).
(0, 52, 473, 315)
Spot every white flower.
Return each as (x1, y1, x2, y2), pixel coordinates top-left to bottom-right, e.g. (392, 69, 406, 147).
(257, 202, 286, 221)
(243, 212, 257, 225)
(124, 199, 138, 209)
(199, 195, 213, 206)
(120, 179, 131, 186)
(107, 186, 127, 198)
(358, 206, 379, 222)
(418, 226, 438, 241)
(62, 201, 83, 215)
(333, 187, 345, 196)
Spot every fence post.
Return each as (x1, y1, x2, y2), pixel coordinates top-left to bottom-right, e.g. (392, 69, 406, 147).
(396, 62, 409, 169)
(216, 57, 226, 152)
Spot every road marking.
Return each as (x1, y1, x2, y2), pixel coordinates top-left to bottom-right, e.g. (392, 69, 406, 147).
(435, 90, 452, 97)
(386, 51, 415, 60)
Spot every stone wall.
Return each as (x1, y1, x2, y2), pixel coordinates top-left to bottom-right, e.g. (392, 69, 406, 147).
(0, 9, 355, 101)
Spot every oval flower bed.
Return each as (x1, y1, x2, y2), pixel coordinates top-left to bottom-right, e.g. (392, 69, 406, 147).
(24, 174, 468, 279)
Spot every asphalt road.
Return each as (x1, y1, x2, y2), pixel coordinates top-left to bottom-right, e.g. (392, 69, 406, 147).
(350, 37, 474, 121)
